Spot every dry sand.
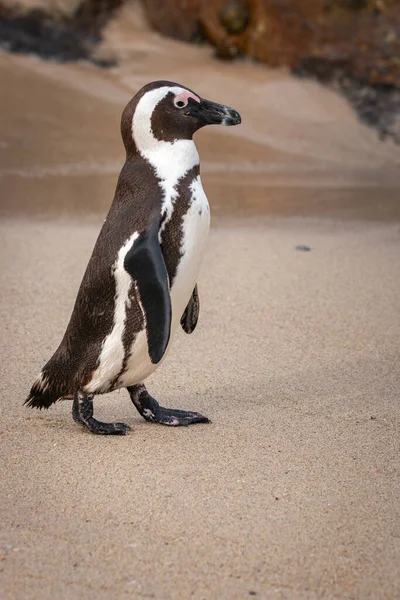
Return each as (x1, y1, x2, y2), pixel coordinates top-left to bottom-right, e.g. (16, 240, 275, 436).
(1, 217, 399, 600)
(1, 4, 400, 599)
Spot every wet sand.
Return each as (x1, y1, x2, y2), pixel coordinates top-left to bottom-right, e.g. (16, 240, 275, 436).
(1, 4, 400, 599)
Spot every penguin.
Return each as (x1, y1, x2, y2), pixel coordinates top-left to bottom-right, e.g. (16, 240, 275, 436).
(25, 80, 241, 435)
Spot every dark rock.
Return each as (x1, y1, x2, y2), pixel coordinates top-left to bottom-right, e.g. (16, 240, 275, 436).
(337, 0, 368, 9)
(0, 0, 122, 66)
(219, 0, 249, 35)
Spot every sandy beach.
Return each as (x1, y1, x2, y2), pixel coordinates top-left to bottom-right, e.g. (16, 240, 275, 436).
(1, 4, 400, 598)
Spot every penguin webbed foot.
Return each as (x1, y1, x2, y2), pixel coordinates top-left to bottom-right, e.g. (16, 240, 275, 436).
(73, 391, 131, 435)
(75, 417, 131, 435)
(148, 405, 210, 426)
(128, 385, 210, 426)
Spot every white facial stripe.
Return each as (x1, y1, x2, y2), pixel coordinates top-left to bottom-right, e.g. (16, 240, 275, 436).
(132, 87, 171, 151)
(132, 86, 192, 152)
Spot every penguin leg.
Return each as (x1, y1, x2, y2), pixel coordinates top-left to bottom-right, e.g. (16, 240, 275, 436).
(127, 384, 210, 426)
(72, 391, 131, 435)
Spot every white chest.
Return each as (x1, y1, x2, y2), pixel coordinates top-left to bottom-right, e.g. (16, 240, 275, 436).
(169, 174, 210, 331)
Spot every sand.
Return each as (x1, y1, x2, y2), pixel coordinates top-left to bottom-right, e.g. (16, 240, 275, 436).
(1, 217, 399, 600)
(1, 4, 400, 598)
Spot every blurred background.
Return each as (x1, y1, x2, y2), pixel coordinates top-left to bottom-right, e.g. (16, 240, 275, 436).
(1, 5, 400, 599)
(0, 0, 399, 221)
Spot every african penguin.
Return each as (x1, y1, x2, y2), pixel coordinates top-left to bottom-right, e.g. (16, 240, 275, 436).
(25, 80, 241, 435)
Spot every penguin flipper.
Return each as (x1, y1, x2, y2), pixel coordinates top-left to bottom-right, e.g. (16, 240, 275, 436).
(124, 220, 171, 364)
(180, 284, 200, 334)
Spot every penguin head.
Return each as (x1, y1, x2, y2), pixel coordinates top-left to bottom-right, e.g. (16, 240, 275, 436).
(121, 81, 241, 154)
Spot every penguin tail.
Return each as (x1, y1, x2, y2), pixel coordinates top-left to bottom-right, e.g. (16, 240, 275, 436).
(25, 367, 70, 410)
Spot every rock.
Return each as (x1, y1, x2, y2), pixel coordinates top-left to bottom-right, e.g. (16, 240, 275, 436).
(141, 0, 400, 143)
(0, 0, 82, 19)
(141, 1, 399, 86)
(219, 0, 249, 35)
(0, 0, 122, 64)
(140, 0, 200, 41)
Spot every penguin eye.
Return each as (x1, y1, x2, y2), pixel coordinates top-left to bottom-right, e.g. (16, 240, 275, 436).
(174, 99, 187, 109)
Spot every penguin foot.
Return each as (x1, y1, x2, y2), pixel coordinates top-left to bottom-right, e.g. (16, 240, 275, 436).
(72, 391, 130, 435)
(146, 406, 210, 426)
(127, 384, 210, 426)
(73, 415, 130, 435)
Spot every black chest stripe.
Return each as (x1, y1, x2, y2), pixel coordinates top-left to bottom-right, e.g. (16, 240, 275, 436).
(124, 219, 172, 365)
(161, 164, 200, 286)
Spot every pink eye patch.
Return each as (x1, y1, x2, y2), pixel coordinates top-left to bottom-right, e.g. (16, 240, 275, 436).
(175, 90, 200, 105)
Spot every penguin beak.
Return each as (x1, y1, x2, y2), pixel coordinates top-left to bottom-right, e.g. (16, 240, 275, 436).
(187, 98, 241, 127)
